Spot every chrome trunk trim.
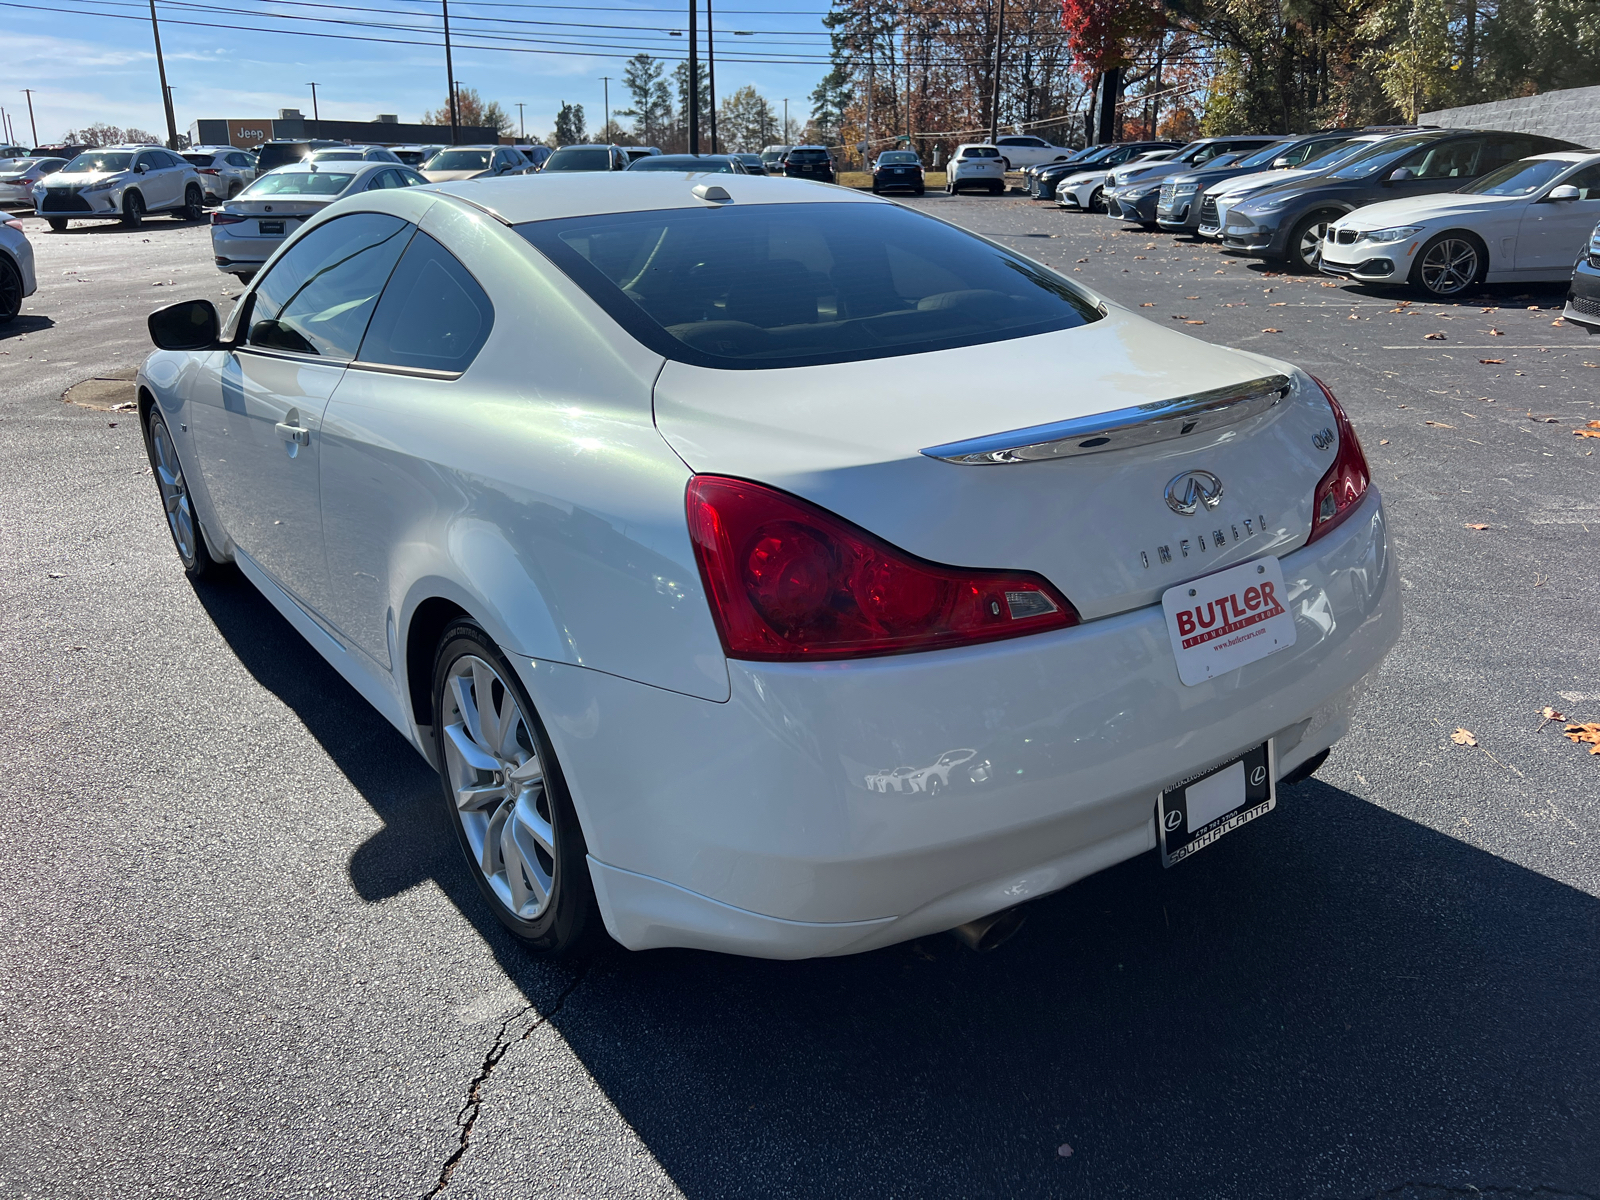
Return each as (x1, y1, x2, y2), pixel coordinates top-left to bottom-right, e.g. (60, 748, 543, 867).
(920, 373, 1294, 465)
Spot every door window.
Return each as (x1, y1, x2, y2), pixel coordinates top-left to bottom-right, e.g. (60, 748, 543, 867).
(357, 233, 494, 373)
(1399, 139, 1484, 179)
(1563, 164, 1600, 199)
(246, 213, 413, 359)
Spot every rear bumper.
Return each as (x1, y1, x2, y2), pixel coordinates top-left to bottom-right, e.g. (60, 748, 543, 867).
(524, 491, 1400, 958)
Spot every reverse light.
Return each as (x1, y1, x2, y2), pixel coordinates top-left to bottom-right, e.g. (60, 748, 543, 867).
(1305, 377, 1371, 545)
(686, 476, 1079, 661)
(210, 211, 248, 225)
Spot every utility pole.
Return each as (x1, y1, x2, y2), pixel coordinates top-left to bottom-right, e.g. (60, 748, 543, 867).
(442, 0, 459, 144)
(516, 102, 526, 140)
(782, 98, 789, 142)
(904, 0, 912, 145)
(865, 0, 873, 166)
(987, 0, 1004, 145)
(144, 1, 179, 148)
(706, 0, 717, 153)
(306, 82, 319, 121)
(600, 77, 611, 141)
(688, 0, 699, 154)
(22, 88, 40, 147)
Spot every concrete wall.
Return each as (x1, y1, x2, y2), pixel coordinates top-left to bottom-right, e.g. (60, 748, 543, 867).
(1421, 85, 1600, 148)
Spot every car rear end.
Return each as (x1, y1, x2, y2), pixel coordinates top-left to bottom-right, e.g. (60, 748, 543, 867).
(784, 148, 835, 182)
(182, 151, 230, 202)
(208, 169, 352, 276)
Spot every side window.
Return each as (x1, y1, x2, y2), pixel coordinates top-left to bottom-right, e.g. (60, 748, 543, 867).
(1485, 135, 1540, 170)
(246, 213, 413, 359)
(134, 152, 155, 173)
(365, 169, 397, 190)
(1563, 164, 1600, 199)
(1408, 138, 1484, 179)
(357, 232, 494, 374)
(400, 169, 427, 186)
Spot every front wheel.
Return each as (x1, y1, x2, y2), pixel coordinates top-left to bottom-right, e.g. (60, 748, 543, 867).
(1411, 232, 1485, 298)
(143, 406, 216, 578)
(47, 217, 68, 232)
(1088, 186, 1107, 214)
(177, 184, 204, 222)
(433, 621, 597, 955)
(1287, 210, 1338, 272)
(121, 191, 144, 228)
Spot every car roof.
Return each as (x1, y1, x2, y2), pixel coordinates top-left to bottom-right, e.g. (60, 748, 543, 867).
(430, 172, 879, 224)
(1526, 150, 1598, 162)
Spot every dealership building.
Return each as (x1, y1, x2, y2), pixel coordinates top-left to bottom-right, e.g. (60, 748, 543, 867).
(187, 109, 499, 150)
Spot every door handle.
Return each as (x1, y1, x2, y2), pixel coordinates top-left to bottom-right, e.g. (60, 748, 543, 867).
(275, 421, 310, 447)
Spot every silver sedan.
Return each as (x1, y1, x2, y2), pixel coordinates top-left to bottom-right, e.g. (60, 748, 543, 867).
(0, 158, 68, 209)
(209, 160, 427, 281)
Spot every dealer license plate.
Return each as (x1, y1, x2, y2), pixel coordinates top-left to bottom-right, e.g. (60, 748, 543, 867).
(1161, 556, 1296, 687)
(1158, 742, 1275, 867)
(258, 220, 285, 235)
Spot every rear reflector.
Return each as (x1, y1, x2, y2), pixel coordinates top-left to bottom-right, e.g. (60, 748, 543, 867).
(686, 475, 1079, 661)
(1306, 377, 1371, 545)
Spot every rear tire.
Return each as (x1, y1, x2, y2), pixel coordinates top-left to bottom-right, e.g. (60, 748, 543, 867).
(432, 620, 598, 956)
(47, 217, 68, 232)
(121, 191, 144, 228)
(226, 181, 242, 200)
(1287, 209, 1339, 273)
(143, 406, 217, 579)
(0, 257, 21, 322)
(913, 186, 924, 196)
(177, 184, 204, 222)
(989, 181, 1003, 195)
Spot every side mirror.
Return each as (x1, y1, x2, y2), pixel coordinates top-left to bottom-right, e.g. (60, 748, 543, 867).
(134, 162, 148, 174)
(1272, 156, 1293, 168)
(1547, 184, 1581, 201)
(1388, 167, 1416, 182)
(148, 299, 220, 351)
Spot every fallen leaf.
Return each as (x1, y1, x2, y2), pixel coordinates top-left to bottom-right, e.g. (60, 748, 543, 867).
(1076, 258, 1088, 263)
(1321, 281, 1340, 288)
(1464, 523, 1489, 530)
(1488, 328, 1505, 336)
(1140, 302, 1155, 307)
(1184, 319, 1206, 325)
(1424, 332, 1447, 340)
(1527, 411, 1560, 423)
(1171, 314, 1189, 320)
(1552, 318, 1566, 326)
(1134, 255, 1147, 260)
(1479, 358, 1505, 364)
(1576, 428, 1600, 439)
(1261, 328, 1282, 333)
(1424, 421, 1455, 428)
(1378, 439, 1390, 445)
(1562, 723, 1600, 755)
(1185, 295, 1199, 300)
(1451, 728, 1478, 746)
(1538, 706, 1565, 732)
(1270, 301, 1287, 306)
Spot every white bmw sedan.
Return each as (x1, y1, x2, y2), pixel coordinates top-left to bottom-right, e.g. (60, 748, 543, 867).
(1321, 151, 1600, 296)
(137, 174, 1399, 959)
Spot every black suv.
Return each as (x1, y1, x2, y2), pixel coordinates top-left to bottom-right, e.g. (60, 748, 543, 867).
(1221, 128, 1582, 270)
(784, 146, 835, 183)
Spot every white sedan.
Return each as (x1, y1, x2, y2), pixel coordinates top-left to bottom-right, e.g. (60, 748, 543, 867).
(1057, 149, 1177, 212)
(136, 173, 1399, 959)
(1321, 151, 1600, 296)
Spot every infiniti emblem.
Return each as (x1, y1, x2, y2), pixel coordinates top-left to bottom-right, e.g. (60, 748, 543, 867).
(1164, 469, 1224, 515)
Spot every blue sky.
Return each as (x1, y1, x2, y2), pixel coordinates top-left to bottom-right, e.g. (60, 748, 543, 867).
(3, 0, 834, 145)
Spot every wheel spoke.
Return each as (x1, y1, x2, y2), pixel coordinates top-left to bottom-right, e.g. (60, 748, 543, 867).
(449, 671, 487, 751)
(512, 791, 556, 857)
(471, 659, 503, 752)
(444, 720, 498, 772)
(481, 798, 511, 877)
(507, 755, 543, 787)
(456, 779, 507, 812)
(502, 812, 550, 913)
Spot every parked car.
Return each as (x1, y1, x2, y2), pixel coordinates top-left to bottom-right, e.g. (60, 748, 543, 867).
(538, 144, 630, 173)
(0, 215, 36, 322)
(1198, 132, 1414, 240)
(419, 145, 528, 182)
(732, 153, 767, 175)
(1562, 219, 1600, 332)
(254, 139, 345, 173)
(209, 160, 426, 280)
(1104, 136, 1283, 225)
(181, 146, 258, 202)
(992, 133, 1075, 171)
(623, 147, 662, 166)
(946, 144, 1007, 194)
(1046, 142, 1181, 207)
(309, 145, 403, 165)
(0, 144, 30, 161)
(1221, 128, 1582, 271)
(783, 145, 835, 183)
(0, 157, 68, 208)
(1319, 151, 1600, 296)
(625, 154, 748, 174)
(760, 144, 792, 171)
(871, 149, 924, 194)
(33, 145, 205, 230)
(138, 172, 1398, 958)
(1156, 133, 1359, 233)
(390, 144, 448, 168)
(516, 145, 553, 169)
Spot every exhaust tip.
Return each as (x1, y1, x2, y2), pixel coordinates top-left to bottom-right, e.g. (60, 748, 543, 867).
(948, 906, 1028, 953)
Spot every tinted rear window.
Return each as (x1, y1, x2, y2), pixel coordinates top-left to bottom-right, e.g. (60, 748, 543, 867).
(788, 149, 829, 163)
(545, 148, 612, 171)
(517, 202, 1102, 370)
(257, 144, 310, 171)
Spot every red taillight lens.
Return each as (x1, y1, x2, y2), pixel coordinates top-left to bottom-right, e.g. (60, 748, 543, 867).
(210, 211, 248, 225)
(686, 476, 1079, 661)
(1306, 377, 1371, 545)
(198, 167, 221, 175)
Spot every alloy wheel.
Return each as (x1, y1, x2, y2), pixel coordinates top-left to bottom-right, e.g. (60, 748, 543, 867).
(1419, 237, 1480, 296)
(150, 413, 199, 565)
(1088, 187, 1107, 214)
(122, 192, 144, 228)
(1295, 217, 1329, 269)
(440, 654, 556, 920)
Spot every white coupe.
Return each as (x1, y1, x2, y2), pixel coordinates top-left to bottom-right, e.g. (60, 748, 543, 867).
(136, 173, 1399, 959)
(1320, 151, 1600, 296)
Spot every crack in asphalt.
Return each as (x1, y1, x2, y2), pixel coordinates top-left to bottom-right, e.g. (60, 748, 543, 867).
(422, 964, 591, 1198)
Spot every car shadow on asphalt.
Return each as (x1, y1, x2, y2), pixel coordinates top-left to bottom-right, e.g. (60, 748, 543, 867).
(0, 313, 54, 340)
(191, 568, 1600, 1198)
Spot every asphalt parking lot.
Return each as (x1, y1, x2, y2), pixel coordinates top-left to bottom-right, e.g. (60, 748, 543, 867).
(2, 195, 1598, 1200)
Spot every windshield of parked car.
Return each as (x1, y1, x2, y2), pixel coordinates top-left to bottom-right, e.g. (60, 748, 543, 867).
(543, 147, 613, 171)
(628, 156, 735, 172)
(1325, 133, 1441, 178)
(1460, 157, 1575, 196)
(1294, 138, 1383, 174)
(877, 151, 921, 166)
(60, 152, 135, 174)
(518, 201, 1103, 369)
(425, 150, 491, 170)
(1233, 142, 1293, 169)
(242, 170, 357, 196)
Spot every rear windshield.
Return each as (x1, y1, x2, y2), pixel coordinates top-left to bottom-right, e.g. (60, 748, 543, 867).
(427, 150, 491, 170)
(788, 149, 829, 163)
(959, 147, 1001, 158)
(243, 171, 356, 196)
(877, 151, 921, 165)
(257, 144, 310, 170)
(544, 148, 612, 171)
(182, 153, 218, 167)
(517, 202, 1102, 370)
(1461, 158, 1573, 196)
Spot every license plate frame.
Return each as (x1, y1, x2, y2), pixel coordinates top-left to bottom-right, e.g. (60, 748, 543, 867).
(258, 219, 285, 235)
(1158, 741, 1275, 867)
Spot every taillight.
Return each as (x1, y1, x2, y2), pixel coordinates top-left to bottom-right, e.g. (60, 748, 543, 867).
(198, 168, 221, 175)
(210, 211, 248, 225)
(686, 476, 1079, 661)
(1306, 377, 1371, 545)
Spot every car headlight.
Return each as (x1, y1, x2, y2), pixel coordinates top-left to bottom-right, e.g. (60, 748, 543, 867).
(81, 176, 122, 193)
(1171, 182, 1199, 197)
(1128, 183, 1161, 199)
(1238, 193, 1293, 214)
(1360, 226, 1424, 244)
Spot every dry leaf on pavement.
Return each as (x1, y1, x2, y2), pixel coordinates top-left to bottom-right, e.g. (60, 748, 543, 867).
(1425, 420, 1455, 428)
(1261, 328, 1282, 333)
(1425, 332, 1447, 340)
(1464, 523, 1489, 530)
(1563, 724, 1600, 754)
(1527, 411, 1560, 423)
(1536, 706, 1565, 731)
(1185, 320, 1206, 325)
(1480, 358, 1505, 364)
(1451, 728, 1478, 746)
(1378, 439, 1390, 445)
(1488, 328, 1505, 336)
(1574, 421, 1600, 439)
